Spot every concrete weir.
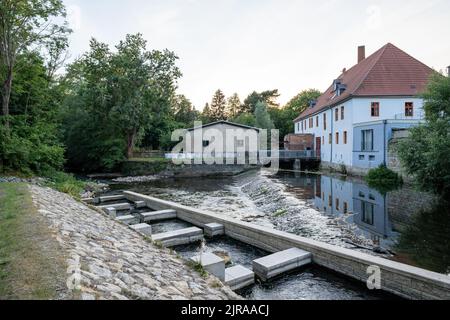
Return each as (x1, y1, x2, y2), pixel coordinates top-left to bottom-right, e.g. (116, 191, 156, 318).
(152, 227, 203, 247)
(139, 209, 177, 223)
(98, 202, 131, 211)
(253, 248, 312, 281)
(123, 190, 450, 300)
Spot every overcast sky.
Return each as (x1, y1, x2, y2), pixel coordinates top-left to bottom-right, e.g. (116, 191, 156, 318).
(62, 0, 450, 110)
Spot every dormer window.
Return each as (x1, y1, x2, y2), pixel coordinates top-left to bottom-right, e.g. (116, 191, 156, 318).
(309, 99, 317, 109)
(333, 79, 347, 96)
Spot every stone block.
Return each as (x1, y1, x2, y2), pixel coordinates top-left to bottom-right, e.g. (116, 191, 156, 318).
(190, 252, 225, 281)
(99, 194, 126, 203)
(152, 227, 203, 247)
(204, 223, 224, 237)
(102, 207, 117, 218)
(225, 265, 254, 290)
(98, 202, 131, 211)
(130, 223, 152, 236)
(253, 248, 312, 281)
(116, 215, 138, 225)
(139, 209, 177, 222)
(134, 200, 147, 209)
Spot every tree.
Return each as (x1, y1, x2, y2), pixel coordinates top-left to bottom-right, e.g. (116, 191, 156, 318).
(397, 73, 450, 199)
(226, 93, 241, 119)
(242, 89, 280, 113)
(201, 103, 212, 123)
(171, 94, 199, 126)
(209, 89, 227, 121)
(254, 101, 274, 130)
(285, 89, 321, 115)
(0, 0, 70, 126)
(110, 34, 181, 158)
(232, 112, 256, 127)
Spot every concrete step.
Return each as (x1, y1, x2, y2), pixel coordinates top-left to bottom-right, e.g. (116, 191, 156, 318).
(190, 252, 225, 281)
(225, 265, 255, 291)
(98, 195, 126, 203)
(152, 227, 203, 247)
(204, 223, 224, 237)
(252, 248, 312, 281)
(130, 223, 152, 236)
(116, 215, 139, 225)
(81, 197, 95, 204)
(139, 209, 177, 223)
(134, 200, 147, 209)
(98, 202, 131, 211)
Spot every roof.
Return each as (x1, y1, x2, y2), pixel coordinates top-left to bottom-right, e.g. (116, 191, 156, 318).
(187, 120, 260, 132)
(294, 43, 435, 122)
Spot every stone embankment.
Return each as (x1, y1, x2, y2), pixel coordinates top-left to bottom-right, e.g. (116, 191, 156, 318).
(29, 185, 239, 300)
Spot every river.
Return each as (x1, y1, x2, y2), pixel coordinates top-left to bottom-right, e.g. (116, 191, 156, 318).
(107, 168, 450, 275)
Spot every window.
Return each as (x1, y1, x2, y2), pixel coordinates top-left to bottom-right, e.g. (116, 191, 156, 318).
(323, 113, 327, 130)
(335, 108, 339, 121)
(359, 155, 365, 160)
(343, 202, 348, 214)
(405, 102, 414, 117)
(237, 140, 244, 147)
(341, 106, 345, 120)
(316, 116, 319, 127)
(336, 132, 339, 144)
(301, 121, 303, 131)
(361, 129, 374, 151)
(362, 202, 374, 225)
(309, 118, 313, 128)
(328, 195, 332, 206)
(369, 155, 375, 161)
(203, 140, 210, 147)
(335, 198, 340, 211)
(371, 102, 380, 117)
(344, 131, 348, 144)
(322, 136, 325, 145)
(322, 192, 325, 200)
(329, 133, 332, 144)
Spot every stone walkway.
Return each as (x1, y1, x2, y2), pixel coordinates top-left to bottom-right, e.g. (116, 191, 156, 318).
(29, 185, 240, 300)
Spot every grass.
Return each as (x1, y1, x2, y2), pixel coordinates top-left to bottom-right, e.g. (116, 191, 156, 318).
(186, 260, 208, 278)
(0, 183, 68, 299)
(42, 170, 86, 198)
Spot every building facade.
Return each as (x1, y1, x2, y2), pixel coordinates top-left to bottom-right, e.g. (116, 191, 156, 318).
(293, 43, 434, 173)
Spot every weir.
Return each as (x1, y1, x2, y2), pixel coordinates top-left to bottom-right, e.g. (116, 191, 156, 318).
(121, 190, 450, 300)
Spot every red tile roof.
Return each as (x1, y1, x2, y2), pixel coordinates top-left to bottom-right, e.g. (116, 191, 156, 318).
(294, 43, 435, 122)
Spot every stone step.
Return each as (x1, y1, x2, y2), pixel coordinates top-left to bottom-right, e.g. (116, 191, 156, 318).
(134, 200, 147, 209)
(116, 215, 139, 225)
(204, 223, 224, 237)
(98, 202, 131, 211)
(190, 252, 225, 281)
(139, 209, 177, 223)
(225, 265, 255, 291)
(101, 207, 117, 218)
(98, 195, 126, 203)
(152, 227, 203, 247)
(81, 197, 95, 204)
(252, 248, 312, 281)
(130, 223, 152, 236)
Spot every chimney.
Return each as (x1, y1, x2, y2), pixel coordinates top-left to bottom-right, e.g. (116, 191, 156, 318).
(358, 45, 366, 63)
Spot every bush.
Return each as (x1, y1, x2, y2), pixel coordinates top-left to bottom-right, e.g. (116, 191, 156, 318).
(365, 165, 403, 194)
(42, 170, 86, 198)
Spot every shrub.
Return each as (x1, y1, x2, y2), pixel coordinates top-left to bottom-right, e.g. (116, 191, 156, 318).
(42, 170, 86, 198)
(365, 165, 403, 194)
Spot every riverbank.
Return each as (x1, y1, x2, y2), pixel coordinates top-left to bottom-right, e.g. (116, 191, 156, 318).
(0, 182, 239, 300)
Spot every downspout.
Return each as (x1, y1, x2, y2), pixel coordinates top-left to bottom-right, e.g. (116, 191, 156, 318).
(330, 109, 334, 164)
(383, 120, 387, 166)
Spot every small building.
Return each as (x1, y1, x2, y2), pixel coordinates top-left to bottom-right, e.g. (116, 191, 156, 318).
(293, 43, 435, 174)
(283, 133, 314, 151)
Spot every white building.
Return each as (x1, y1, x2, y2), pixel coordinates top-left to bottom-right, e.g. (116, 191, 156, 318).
(293, 43, 434, 174)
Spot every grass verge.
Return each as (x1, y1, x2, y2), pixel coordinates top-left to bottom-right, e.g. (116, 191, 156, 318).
(0, 183, 69, 299)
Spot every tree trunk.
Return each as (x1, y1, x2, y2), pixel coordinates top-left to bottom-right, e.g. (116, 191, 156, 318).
(127, 128, 137, 159)
(1, 68, 13, 123)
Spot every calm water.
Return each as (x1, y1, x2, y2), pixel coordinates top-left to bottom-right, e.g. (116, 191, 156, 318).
(107, 169, 450, 275)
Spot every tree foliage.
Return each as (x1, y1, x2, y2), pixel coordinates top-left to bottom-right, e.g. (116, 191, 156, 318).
(242, 89, 280, 114)
(397, 73, 450, 199)
(208, 89, 227, 121)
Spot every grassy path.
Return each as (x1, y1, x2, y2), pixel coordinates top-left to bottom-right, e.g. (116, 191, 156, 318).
(0, 183, 70, 300)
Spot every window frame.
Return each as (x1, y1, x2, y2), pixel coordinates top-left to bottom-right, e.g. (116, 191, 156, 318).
(371, 102, 380, 117)
(405, 102, 414, 117)
(341, 106, 345, 120)
(343, 131, 348, 144)
(361, 129, 374, 151)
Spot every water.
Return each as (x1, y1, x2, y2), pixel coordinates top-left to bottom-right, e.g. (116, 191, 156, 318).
(107, 168, 449, 274)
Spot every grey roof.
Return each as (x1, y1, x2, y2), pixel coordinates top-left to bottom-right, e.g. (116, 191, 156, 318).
(187, 120, 260, 132)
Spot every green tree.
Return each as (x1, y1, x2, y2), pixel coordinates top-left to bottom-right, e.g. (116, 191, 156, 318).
(285, 89, 321, 115)
(201, 103, 212, 123)
(232, 113, 256, 127)
(397, 73, 450, 199)
(171, 94, 199, 126)
(226, 93, 241, 119)
(242, 89, 280, 113)
(209, 89, 227, 121)
(0, 0, 70, 126)
(254, 101, 274, 130)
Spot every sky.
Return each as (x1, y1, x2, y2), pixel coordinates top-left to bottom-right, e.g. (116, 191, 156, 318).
(62, 0, 450, 110)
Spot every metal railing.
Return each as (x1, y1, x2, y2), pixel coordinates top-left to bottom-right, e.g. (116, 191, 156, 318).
(394, 111, 425, 120)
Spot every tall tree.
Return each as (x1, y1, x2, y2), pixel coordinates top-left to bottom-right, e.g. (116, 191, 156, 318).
(209, 89, 227, 121)
(243, 89, 280, 113)
(254, 101, 274, 130)
(285, 89, 321, 115)
(171, 94, 199, 126)
(0, 0, 70, 126)
(226, 93, 241, 119)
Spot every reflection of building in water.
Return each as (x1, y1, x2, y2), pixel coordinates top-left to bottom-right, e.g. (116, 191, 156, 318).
(313, 176, 397, 246)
